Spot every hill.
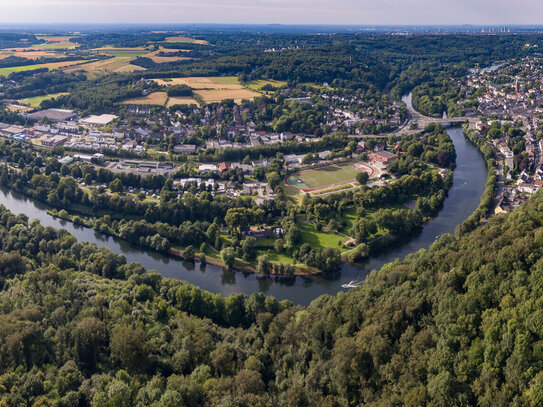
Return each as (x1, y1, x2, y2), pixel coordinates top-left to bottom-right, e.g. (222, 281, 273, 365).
(0, 190, 543, 405)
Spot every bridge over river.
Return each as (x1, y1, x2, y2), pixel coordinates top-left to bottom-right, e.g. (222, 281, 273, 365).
(351, 93, 475, 139)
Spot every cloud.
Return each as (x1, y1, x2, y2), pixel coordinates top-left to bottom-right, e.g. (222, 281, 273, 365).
(0, 0, 540, 24)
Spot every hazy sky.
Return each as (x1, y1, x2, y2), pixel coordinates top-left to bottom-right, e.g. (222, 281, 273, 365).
(0, 0, 541, 25)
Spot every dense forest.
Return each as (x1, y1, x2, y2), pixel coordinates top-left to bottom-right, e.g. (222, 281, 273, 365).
(1, 185, 543, 405)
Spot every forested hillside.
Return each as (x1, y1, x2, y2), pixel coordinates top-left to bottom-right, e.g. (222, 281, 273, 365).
(1, 190, 543, 406)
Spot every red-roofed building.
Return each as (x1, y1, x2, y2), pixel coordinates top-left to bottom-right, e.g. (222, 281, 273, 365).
(219, 162, 230, 172)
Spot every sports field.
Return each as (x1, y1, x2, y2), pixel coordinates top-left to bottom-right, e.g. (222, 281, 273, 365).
(285, 162, 374, 192)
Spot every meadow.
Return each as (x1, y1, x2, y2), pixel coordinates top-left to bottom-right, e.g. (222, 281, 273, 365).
(165, 36, 209, 45)
(19, 92, 69, 108)
(245, 79, 288, 91)
(0, 60, 87, 76)
(166, 96, 199, 107)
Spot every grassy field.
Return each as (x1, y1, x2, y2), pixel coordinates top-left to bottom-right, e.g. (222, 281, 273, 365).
(285, 162, 370, 192)
(298, 221, 350, 251)
(194, 88, 260, 104)
(166, 96, 199, 107)
(122, 92, 168, 106)
(246, 79, 288, 91)
(165, 36, 208, 45)
(103, 50, 147, 58)
(0, 60, 87, 76)
(5, 104, 33, 113)
(19, 92, 69, 108)
(31, 42, 77, 50)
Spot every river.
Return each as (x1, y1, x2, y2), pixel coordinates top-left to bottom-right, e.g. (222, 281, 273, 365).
(0, 127, 487, 305)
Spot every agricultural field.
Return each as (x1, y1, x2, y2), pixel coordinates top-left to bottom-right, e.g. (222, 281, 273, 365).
(32, 36, 79, 50)
(143, 50, 192, 63)
(92, 47, 149, 58)
(246, 79, 288, 91)
(285, 162, 374, 193)
(153, 76, 260, 103)
(165, 36, 209, 45)
(153, 76, 240, 89)
(63, 57, 145, 73)
(0, 50, 58, 60)
(194, 88, 260, 104)
(123, 92, 199, 107)
(122, 92, 168, 106)
(0, 60, 87, 76)
(19, 92, 69, 108)
(166, 96, 199, 107)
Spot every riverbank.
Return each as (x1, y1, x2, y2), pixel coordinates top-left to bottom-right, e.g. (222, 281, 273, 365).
(47, 207, 323, 276)
(0, 127, 488, 305)
(455, 124, 497, 235)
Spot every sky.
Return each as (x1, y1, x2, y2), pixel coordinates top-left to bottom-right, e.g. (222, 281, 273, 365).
(0, 0, 541, 25)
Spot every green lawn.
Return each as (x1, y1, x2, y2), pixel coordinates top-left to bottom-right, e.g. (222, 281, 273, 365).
(298, 221, 349, 251)
(19, 92, 69, 108)
(286, 162, 361, 191)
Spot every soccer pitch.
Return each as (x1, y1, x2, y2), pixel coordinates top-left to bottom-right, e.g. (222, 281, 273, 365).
(285, 162, 373, 192)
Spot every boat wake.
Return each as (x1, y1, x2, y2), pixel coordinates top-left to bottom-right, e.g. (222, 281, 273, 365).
(341, 279, 364, 289)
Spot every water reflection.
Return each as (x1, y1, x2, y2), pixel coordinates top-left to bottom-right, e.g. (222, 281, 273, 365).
(0, 127, 487, 305)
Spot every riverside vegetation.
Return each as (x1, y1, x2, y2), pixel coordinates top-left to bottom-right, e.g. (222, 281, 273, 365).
(0, 184, 543, 404)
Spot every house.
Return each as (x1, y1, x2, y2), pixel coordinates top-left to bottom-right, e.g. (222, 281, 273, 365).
(370, 151, 398, 164)
(356, 141, 367, 153)
(250, 227, 269, 239)
(198, 164, 219, 173)
(284, 154, 302, 165)
(219, 162, 230, 172)
(80, 114, 118, 126)
(230, 163, 253, 173)
(252, 160, 270, 168)
(174, 144, 196, 153)
(42, 135, 69, 147)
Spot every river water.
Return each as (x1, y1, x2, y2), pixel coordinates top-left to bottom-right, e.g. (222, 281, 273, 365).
(0, 127, 487, 305)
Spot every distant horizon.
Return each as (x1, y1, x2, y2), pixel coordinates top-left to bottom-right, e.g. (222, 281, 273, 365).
(0, 1, 541, 26)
